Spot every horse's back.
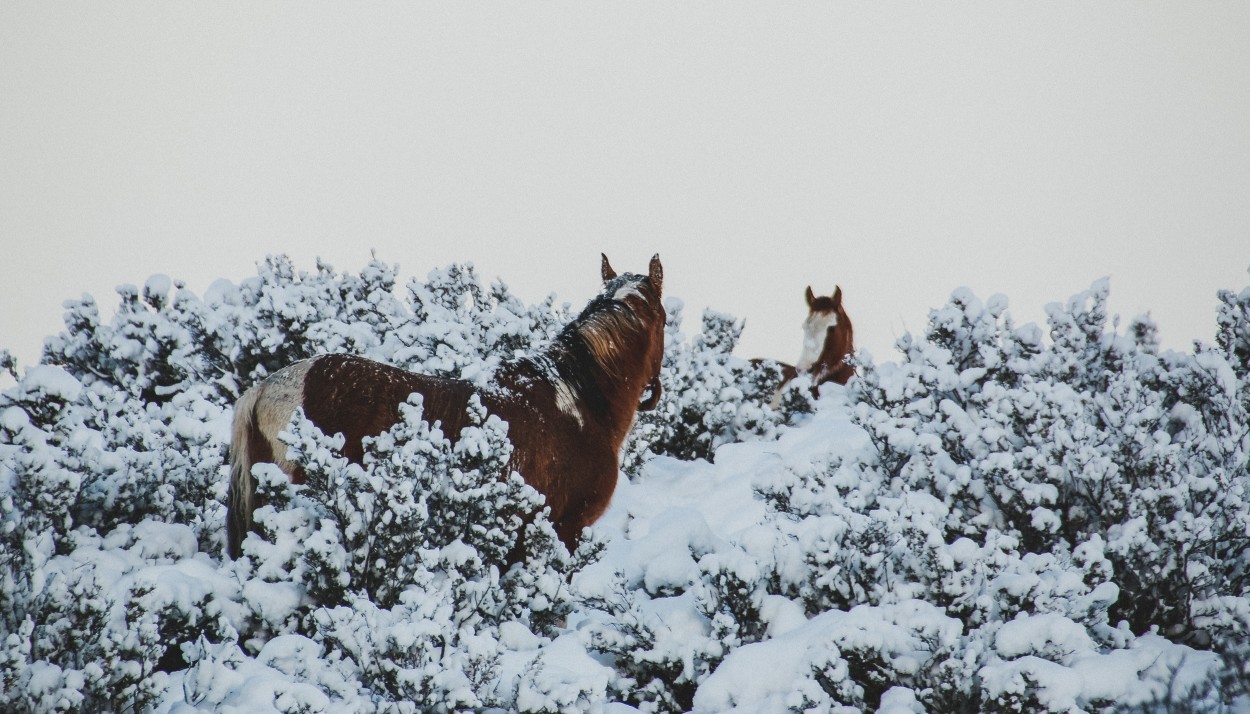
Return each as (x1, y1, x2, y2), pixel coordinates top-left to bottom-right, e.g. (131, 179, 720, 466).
(299, 356, 612, 546)
(227, 354, 476, 557)
(300, 354, 475, 463)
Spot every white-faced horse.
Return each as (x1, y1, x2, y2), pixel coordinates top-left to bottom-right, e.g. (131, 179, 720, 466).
(226, 255, 666, 558)
(769, 285, 855, 391)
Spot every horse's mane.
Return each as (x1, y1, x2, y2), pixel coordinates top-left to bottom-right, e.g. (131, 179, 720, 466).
(576, 278, 655, 376)
(520, 273, 658, 413)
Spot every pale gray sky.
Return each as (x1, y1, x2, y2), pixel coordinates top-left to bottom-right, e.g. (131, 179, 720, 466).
(3, 3, 1248, 374)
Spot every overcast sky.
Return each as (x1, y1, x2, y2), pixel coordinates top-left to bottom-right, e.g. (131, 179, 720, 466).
(2, 3, 1248, 375)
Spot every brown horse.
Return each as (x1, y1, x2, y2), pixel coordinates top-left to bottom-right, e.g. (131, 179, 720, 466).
(768, 285, 855, 392)
(226, 255, 666, 559)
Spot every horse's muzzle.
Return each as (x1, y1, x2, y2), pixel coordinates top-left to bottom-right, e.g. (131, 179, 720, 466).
(638, 375, 663, 411)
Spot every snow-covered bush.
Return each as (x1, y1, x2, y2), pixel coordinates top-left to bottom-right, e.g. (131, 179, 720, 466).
(570, 493, 751, 712)
(622, 299, 786, 474)
(582, 275, 1249, 712)
(832, 279, 1250, 709)
(847, 281, 1250, 640)
(1218, 271, 1250, 429)
(225, 396, 579, 709)
(40, 257, 568, 409)
(3, 254, 1249, 712)
(1, 257, 585, 711)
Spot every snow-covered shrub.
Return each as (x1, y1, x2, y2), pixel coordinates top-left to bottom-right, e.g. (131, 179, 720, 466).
(240, 393, 574, 616)
(578, 572, 719, 713)
(0, 350, 15, 383)
(622, 299, 785, 474)
(2, 256, 591, 711)
(220, 320, 582, 707)
(821, 279, 1250, 710)
(399, 262, 570, 383)
(1218, 270, 1250, 371)
(40, 257, 568, 410)
(561, 273, 1249, 713)
(0, 519, 239, 713)
(573, 506, 736, 713)
(743, 451, 1129, 710)
(847, 281, 1250, 640)
(5, 253, 1250, 712)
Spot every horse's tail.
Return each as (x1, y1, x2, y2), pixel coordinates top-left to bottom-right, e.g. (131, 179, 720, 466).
(226, 384, 265, 559)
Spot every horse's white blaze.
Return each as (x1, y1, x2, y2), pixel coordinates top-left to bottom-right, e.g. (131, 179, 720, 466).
(797, 311, 839, 372)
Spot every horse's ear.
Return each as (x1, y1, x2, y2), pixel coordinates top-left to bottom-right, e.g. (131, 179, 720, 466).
(832, 285, 843, 311)
(648, 254, 663, 293)
(601, 254, 617, 283)
(805, 286, 816, 308)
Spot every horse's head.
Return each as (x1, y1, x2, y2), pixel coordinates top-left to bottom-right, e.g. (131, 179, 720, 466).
(797, 285, 852, 380)
(599, 253, 666, 410)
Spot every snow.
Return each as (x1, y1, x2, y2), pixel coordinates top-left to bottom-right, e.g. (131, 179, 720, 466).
(994, 612, 1096, 660)
(4, 259, 1249, 712)
(693, 600, 958, 713)
(611, 281, 644, 304)
(513, 634, 614, 712)
(15, 364, 82, 402)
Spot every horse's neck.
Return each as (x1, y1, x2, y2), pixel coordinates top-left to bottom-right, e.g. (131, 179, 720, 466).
(816, 316, 854, 383)
(518, 336, 644, 441)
